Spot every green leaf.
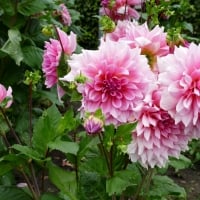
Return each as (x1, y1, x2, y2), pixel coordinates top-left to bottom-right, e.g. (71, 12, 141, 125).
(32, 105, 62, 155)
(77, 136, 99, 160)
(48, 161, 77, 200)
(22, 46, 43, 68)
(169, 154, 192, 172)
(12, 144, 43, 161)
(0, 186, 32, 200)
(48, 138, 79, 155)
(79, 171, 108, 200)
(57, 108, 79, 134)
(41, 193, 63, 200)
(0, 162, 14, 176)
(149, 175, 186, 199)
(106, 168, 141, 196)
(0, 0, 15, 16)
(115, 122, 136, 152)
(1, 29, 23, 65)
(17, 0, 46, 16)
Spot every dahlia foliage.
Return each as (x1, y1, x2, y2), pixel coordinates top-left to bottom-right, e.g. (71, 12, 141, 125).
(40, 0, 200, 169)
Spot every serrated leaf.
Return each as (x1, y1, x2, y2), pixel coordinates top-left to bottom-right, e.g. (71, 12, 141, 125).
(0, 186, 32, 200)
(77, 136, 99, 160)
(48, 161, 77, 200)
(149, 175, 186, 199)
(22, 46, 43, 68)
(12, 144, 43, 161)
(32, 105, 62, 154)
(57, 108, 79, 133)
(106, 168, 141, 196)
(169, 154, 192, 172)
(48, 139, 79, 155)
(115, 122, 136, 145)
(17, 0, 46, 16)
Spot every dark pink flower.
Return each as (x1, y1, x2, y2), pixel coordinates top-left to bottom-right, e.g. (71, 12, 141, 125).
(0, 84, 13, 108)
(59, 3, 72, 26)
(61, 39, 155, 125)
(158, 43, 200, 139)
(127, 90, 189, 168)
(100, 0, 143, 21)
(42, 28, 76, 89)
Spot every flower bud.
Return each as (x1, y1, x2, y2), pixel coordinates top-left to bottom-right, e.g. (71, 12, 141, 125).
(84, 115, 103, 136)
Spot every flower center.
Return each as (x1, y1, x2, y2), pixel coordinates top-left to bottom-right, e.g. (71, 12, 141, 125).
(102, 77, 122, 96)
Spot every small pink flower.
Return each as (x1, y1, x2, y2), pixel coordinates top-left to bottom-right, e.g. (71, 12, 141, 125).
(127, 90, 189, 168)
(108, 21, 169, 70)
(61, 39, 155, 125)
(59, 3, 72, 26)
(0, 84, 13, 108)
(42, 28, 76, 89)
(158, 43, 200, 138)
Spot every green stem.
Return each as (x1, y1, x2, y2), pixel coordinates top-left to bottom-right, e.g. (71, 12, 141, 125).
(20, 167, 39, 200)
(98, 133, 112, 177)
(28, 82, 33, 146)
(134, 169, 149, 200)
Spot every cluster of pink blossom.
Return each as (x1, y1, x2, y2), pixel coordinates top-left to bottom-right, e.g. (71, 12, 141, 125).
(0, 84, 13, 108)
(41, 3, 200, 169)
(100, 0, 144, 21)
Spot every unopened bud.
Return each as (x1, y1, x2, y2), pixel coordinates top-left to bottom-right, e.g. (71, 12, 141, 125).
(84, 115, 103, 136)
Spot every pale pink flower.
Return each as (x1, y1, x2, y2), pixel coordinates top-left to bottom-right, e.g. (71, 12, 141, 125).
(0, 84, 13, 108)
(108, 22, 169, 70)
(42, 28, 76, 90)
(127, 90, 189, 168)
(158, 43, 200, 139)
(100, 0, 143, 21)
(61, 40, 155, 125)
(59, 3, 72, 26)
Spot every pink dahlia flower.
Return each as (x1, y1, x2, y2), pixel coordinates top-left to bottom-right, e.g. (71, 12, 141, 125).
(61, 40, 155, 125)
(127, 90, 189, 168)
(42, 39, 61, 88)
(108, 22, 169, 70)
(158, 43, 200, 139)
(0, 84, 13, 108)
(42, 28, 76, 88)
(59, 3, 72, 26)
(100, 0, 143, 21)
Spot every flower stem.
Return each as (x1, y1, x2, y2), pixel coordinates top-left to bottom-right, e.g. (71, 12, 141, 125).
(98, 133, 112, 177)
(0, 107, 21, 144)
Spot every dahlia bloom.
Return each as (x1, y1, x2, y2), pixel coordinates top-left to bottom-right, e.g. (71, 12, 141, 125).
(42, 28, 76, 88)
(61, 40, 155, 125)
(59, 3, 72, 26)
(127, 90, 189, 168)
(0, 84, 13, 108)
(158, 43, 200, 138)
(108, 22, 169, 70)
(100, 0, 143, 21)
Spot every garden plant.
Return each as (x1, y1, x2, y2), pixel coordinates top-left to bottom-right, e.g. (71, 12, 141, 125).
(0, 0, 200, 199)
